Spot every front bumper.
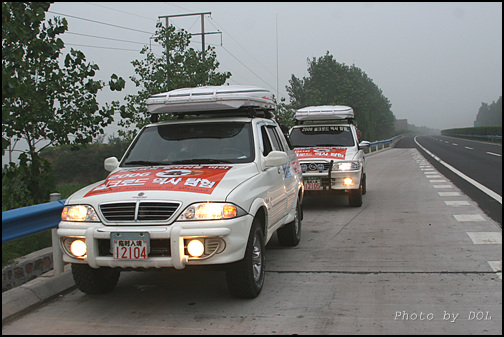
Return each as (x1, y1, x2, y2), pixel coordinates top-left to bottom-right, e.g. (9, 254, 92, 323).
(302, 170, 362, 191)
(57, 215, 253, 269)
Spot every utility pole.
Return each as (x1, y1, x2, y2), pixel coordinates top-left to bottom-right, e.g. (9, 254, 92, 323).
(158, 12, 221, 60)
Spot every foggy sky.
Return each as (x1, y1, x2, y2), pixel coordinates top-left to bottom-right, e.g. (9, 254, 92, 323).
(17, 2, 504, 134)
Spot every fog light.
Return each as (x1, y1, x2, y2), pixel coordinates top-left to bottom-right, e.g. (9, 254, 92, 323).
(343, 177, 353, 185)
(187, 239, 204, 257)
(70, 239, 87, 257)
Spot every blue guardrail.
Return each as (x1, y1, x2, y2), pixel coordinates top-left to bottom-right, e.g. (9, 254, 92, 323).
(2, 199, 67, 243)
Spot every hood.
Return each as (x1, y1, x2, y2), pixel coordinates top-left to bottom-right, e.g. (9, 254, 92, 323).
(67, 164, 259, 206)
(294, 147, 358, 162)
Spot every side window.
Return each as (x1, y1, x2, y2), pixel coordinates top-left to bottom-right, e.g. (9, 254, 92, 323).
(261, 126, 273, 156)
(260, 125, 285, 156)
(266, 126, 285, 152)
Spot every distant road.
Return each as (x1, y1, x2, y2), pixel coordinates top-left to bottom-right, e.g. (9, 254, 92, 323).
(397, 135, 502, 225)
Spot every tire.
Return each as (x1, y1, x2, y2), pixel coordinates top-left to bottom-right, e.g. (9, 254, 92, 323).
(225, 218, 265, 298)
(71, 263, 120, 295)
(361, 173, 367, 195)
(277, 199, 302, 246)
(348, 185, 363, 207)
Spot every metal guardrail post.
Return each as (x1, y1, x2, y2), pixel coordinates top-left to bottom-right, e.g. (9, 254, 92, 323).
(50, 193, 64, 275)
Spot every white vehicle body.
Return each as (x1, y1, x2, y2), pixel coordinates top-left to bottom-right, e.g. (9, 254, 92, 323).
(57, 85, 304, 298)
(289, 105, 370, 207)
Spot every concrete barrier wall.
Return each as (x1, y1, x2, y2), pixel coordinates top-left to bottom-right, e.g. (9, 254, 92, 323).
(2, 248, 54, 292)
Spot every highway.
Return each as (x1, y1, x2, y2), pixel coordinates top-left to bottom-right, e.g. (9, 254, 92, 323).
(2, 137, 501, 334)
(412, 135, 502, 225)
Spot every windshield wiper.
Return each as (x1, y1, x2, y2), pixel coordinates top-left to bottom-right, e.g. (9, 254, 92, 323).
(170, 159, 232, 165)
(123, 160, 167, 166)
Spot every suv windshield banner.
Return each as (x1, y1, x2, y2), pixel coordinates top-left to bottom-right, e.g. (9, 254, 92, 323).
(294, 147, 347, 160)
(84, 165, 232, 197)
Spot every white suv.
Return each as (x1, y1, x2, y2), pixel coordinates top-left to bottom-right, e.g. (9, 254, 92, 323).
(57, 85, 304, 298)
(289, 105, 370, 207)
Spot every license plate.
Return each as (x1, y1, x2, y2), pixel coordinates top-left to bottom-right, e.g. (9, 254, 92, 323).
(304, 177, 322, 190)
(112, 232, 150, 260)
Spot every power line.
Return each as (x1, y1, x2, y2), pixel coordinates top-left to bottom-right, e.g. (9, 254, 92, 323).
(49, 5, 288, 97)
(219, 45, 278, 94)
(66, 32, 148, 46)
(208, 16, 278, 83)
(47, 10, 154, 35)
(64, 43, 140, 52)
(84, 2, 155, 22)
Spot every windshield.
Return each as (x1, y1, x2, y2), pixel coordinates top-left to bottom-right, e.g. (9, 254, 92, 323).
(122, 122, 254, 166)
(289, 125, 354, 147)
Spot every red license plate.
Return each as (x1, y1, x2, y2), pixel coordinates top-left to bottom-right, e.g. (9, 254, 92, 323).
(112, 232, 149, 260)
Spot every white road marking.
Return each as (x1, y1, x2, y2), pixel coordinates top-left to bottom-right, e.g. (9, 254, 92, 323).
(444, 201, 470, 206)
(466, 232, 502, 244)
(438, 192, 461, 196)
(415, 137, 502, 204)
(486, 152, 501, 157)
(454, 214, 486, 222)
(488, 261, 502, 279)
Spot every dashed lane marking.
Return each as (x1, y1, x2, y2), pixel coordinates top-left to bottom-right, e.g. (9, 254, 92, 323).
(444, 201, 470, 206)
(466, 232, 502, 244)
(438, 192, 461, 196)
(454, 214, 486, 222)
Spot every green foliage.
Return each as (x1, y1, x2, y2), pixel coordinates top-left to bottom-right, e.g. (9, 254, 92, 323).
(2, 154, 55, 210)
(285, 51, 396, 141)
(118, 22, 232, 140)
(475, 96, 502, 127)
(2, 163, 34, 211)
(275, 96, 296, 128)
(2, 2, 125, 204)
(41, 138, 130, 185)
(2, 230, 53, 268)
(442, 126, 501, 143)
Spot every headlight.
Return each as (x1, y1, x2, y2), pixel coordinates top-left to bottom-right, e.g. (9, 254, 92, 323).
(178, 203, 246, 221)
(61, 205, 99, 222)
(332, 161, 360, 171)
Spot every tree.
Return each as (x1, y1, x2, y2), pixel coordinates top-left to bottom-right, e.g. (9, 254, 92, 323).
(2, 2, 125, 205)
(285, 51, 396, 140)
(118, 22, 232, 139)
(475, 96, 502, 127)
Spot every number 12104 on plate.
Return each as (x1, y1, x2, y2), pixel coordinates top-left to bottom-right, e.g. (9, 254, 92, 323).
(112, 232, 150, 260)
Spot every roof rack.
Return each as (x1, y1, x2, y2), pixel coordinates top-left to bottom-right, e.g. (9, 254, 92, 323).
(294, 105, 354, 124)
(146, 85, 275, 120)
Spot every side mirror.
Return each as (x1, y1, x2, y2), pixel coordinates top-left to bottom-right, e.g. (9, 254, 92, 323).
(359, 141, 371, 149)
(104, 157, 119, 172)
(264, 151, 289, 168)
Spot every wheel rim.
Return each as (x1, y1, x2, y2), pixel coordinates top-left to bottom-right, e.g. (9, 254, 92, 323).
(252, 234, 263, 282)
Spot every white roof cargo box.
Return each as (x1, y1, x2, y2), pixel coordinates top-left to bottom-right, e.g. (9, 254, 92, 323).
(146, 85, 275, 114)
(295, 105, 354, 121)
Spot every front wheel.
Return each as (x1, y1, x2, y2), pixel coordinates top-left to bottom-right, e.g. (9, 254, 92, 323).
(225, 218, 265, 298)
(71, 264, 120, 295)
(348, 186, 363, 207)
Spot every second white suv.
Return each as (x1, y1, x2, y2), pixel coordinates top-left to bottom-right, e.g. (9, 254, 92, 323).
(289, 105, 370, 207)
(57, 85, 304, 298)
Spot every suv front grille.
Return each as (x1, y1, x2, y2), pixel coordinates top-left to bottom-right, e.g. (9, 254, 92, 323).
(300, 162, 331, 173)
(100, 201, 181, 223)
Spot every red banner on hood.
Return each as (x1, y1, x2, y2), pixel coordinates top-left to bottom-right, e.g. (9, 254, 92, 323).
(294, 147, 347, 160)
(84, 165, 232, 197)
